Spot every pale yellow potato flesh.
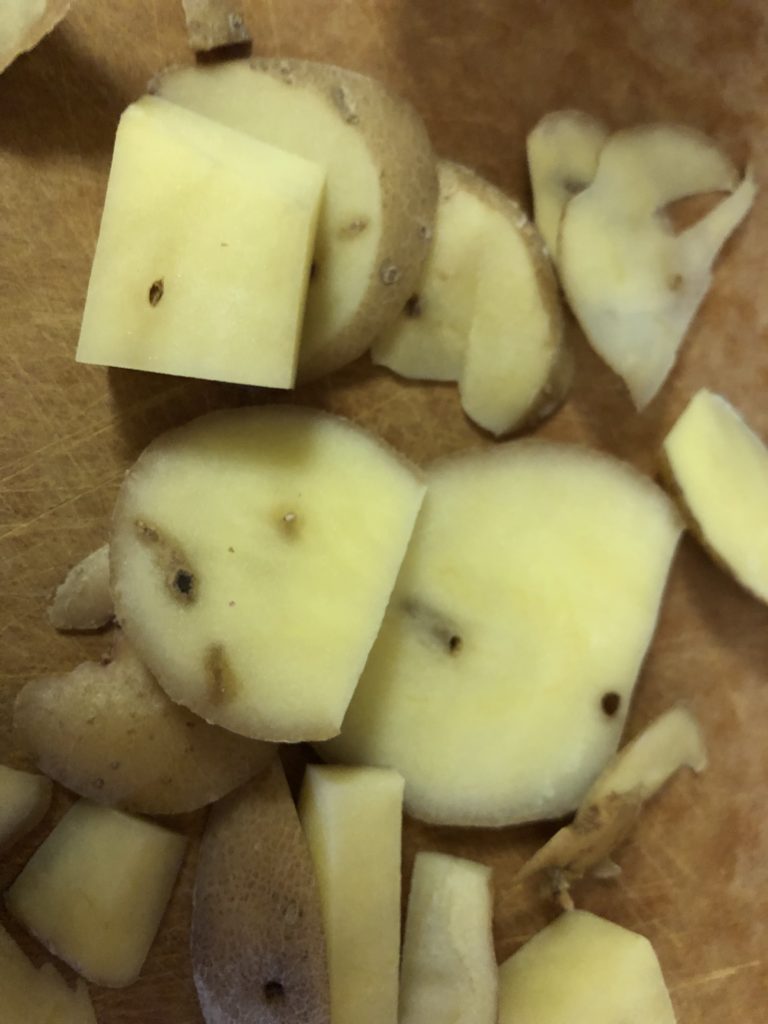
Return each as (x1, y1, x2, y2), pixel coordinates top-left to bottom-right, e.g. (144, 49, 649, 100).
(663, 388, 768, 603)
(299, 765, 403, 1024)
(5, 800, 187, 987)
(498, 911, 677, 1024)
(48, 544, 113, 631)
(400, 852, 497, 1024)
(0, 763, 52, 852)
(321, 441, 682, 826)
(0, 0, 72, 74)
(110, 406, 425, 743)
(77, 95, 324, 389)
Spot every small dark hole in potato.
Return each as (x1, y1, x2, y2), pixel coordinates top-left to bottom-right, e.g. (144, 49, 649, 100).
(448, 635, 462, 654)
(174, 570, 194, 596)
(148, 279, 164, 306)
(263, 980, 285, 1001)
(601, 692, 621, 717)
(404, 294, 422, 318)
(309, 260, 318, 282)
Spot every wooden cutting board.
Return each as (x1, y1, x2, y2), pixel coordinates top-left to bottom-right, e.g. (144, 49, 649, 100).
(1, 1, 767, 1020)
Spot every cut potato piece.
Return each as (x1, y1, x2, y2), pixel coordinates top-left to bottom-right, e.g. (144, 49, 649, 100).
(14, 632, 274, 814)
(182, 0, 250, 51)
(154, 59, 437, 381)
(77, 95, 324, 389)
(111, 406, 425, 743)
(498, 911, 677, 1024)
(0, 923, 97, 1024)
(526, 110, 608, 260)
(5, 800, 186, 987)
(299, 765, 403, 1024)
(400, 852, 497, 1024)
(322, 442, 682, 826)
(0, 763, 52, 852)
(560, 124, 756, 408)
(193, 759, 330, 1024)
(663, 389, 768, 602)
(48, 544, 113, 631)
(0, 0, 72, 74)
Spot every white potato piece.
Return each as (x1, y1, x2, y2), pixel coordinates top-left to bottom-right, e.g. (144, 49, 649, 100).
(182, 0, 250, 51)
(154, 59, 437, 381)
(299, 765, 403, 1024)
(48, 544, 113, 631)
(560, 124, 756, 408)
(400, 852, 497, 1024)
(111, 406, 425, 743)
(526, 109, 608, 261)
(5, 800, 187, 987)
(0, 763, 52, 852)
(498, 911, 677, 1024)
(77, 95, 324, 389)
(663, 388, 768, 603)
(322, 441, 682, 826)
(0, 0, 72, 74)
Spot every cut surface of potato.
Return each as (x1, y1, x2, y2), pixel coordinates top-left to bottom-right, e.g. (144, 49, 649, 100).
(299, 765, 403, 1024)
(322, 441, 682, 826)
(111, 406, 425, 743)
(193, 759, 330, 1024)
(5, 800, 187, 987)
(0, 0, 71, 74)
(0, 763, 52, 852)
(154, 59, 437, 381)
(15, 633, 274, 814)
(498, 911, 677, 1024)
(663, 388, 768, 603)
(182, 0, 250, 50)
(48, 544, 113, 631)
(526, 110, 608, 260)
(560, 124, 756, 408)
(400, 852, 497, 1024)
(77, 95, 324, 389)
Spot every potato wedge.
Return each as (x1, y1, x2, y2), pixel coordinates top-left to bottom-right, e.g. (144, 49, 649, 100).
(48, 544, 113, 631)
(0, 763, 52, 852)
(153, 58, 437, 381)
(0, 0, 72, 74)
(182, 0, 250, 51)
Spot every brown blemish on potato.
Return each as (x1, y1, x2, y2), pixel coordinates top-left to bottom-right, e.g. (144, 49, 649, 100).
(668, 272, 685, 292)
(309, 260, 318, 281)
(263, 979, 285, 1002)
(601, 692, 621, 717)
(339, 217, 369, 238)
(134, 520, 198, 605)
(402, 597, 463, 656)
(330, 84, 359, 124)
(278, 510, 300, 539)
(205, 644, 239, 705)
(148, 279, 164, 306)
(404, 293, 422, 318)
(380, 261, 401, 285)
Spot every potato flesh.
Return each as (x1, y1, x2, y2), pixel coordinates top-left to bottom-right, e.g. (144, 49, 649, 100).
(5, 800, 187, 987)
(498, 911, 677, 1024)
(76, 95, 324, 389)
(299, 765, 403, 1024)
(48, 544, 112, 631)
(0, 763, 52, 852)
(322, 442, 682, 826)
(664, 389, 768, 602)
(0, 0, 71, 74)
(110, 406, 425, 742)
(400, 853, 497, 1024)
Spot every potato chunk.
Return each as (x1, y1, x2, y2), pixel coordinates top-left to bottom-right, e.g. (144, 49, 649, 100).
(0, 0, 72, 74)
(181, 0, 250, 51)
(0, 763, 52, 852)
(48, 544, 112, 631)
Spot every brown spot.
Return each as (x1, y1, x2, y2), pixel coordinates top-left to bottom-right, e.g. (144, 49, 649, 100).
(309, 260, 318, 281)
(172, 569, 195, 600)
(228, 546, 235, 553)
(448, 635, 462, 654)
(205, 644, 239, 705)
(134, 519, 160, 544)
(668, 272, 684, 292)
(148, 279, 164, 306)
(402, 597, 463, 656)
(339, 217, 369, 238)
(380, 261, 401, 285)
(330, 84, 359, 124)
(563, 177, 587, 196)
(263, 980, 285, 1002)
(418, 223, 433, 242)
(404, 294, 422, 318)
(135, 521, 198, 605)
(601, 692, 621, 717)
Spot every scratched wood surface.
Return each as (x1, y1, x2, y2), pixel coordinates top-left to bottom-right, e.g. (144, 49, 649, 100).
(1, 1, 767, 1021)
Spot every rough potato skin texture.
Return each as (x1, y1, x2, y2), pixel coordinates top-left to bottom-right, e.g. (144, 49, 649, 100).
(193, 759, 330, 1024)
(14, 634, 274, 815)
(182, 0, 250, 51)
(48, 543, 113, 631)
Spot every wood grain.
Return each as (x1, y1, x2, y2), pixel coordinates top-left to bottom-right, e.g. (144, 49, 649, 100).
(1, 1, 767, 1021)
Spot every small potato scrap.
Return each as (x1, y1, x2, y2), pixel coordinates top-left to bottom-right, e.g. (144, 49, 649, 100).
(0, 0, 72, 74)
(48, 544, 113, 631)
(182, 0, 250, 52)
(0, 763, 52, 852)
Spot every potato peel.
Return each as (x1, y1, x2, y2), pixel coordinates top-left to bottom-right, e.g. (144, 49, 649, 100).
(182, 0, 251, 52)
(48, 544, 113, 632)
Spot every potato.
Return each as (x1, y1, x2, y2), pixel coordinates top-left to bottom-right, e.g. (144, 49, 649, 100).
(299, 766, 403, 1024)
(498, 911, 677, 1024)
(663, 388, 768, 603)
(182, 0, 250, 51)
(14, 632, 274, 815)
(193, 758, 330, 1024)
(0, 762, 52, 852)
(560, 124, 756, 408)
(48, 543, 113, 631)
(0, 0, 72, 74)
(110, 406, 425, 743)
(76, 95, 324, 389)
(400, 853, 497, 1024)
(6, 800, 187, 987)
(153, 59, 438, 381)
(321, 441, 682, 826)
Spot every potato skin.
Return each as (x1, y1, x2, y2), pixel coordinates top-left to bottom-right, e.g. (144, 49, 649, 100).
(14, 634, 274, 815)
(48, 544, 113, 631)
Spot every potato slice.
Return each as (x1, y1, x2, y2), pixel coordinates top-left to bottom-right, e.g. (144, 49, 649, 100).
(560, 124, 756, 408)
(48, 544, 112, 631)
(153, 59, 437, 381)
(110, 406, 425, 743)
(5, 800, 187, 987)
(0, 763, 52, 852)
(0, 0, 72, 74)
(526, 110, 608, 260)
(321, 441, 682, 826)
(400, 852, 497, 1024)
(663, 389, 768, 602)
(299, 765, 403, 1024)
(14, 632, 273, 814)
(498, 911, 677, 1024)
(182, 0, 250, 51)
(193, 759, 330, 1024)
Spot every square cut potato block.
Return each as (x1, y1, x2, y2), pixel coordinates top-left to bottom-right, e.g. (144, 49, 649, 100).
(5, 800, 187, 987)
(76, 95, 324, 388)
